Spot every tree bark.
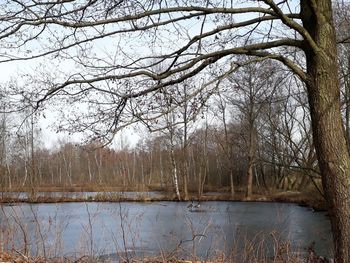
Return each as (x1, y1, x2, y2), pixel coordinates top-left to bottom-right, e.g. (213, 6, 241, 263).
(246, 160, 253, 199)
(345, 54, 350, 150)
(301, 1, 350, 261)
(229, 170, 235, 198)
(170, 145, 181, 201)
(246, 123, 255, 199)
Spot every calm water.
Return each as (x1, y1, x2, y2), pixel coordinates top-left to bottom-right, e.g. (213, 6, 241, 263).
(0, 201, 332, 261)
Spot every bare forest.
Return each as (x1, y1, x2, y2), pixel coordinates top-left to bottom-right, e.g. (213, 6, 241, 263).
(0, 61, 321, 201)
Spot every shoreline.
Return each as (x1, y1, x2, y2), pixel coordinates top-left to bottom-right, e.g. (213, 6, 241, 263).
(0, 191, 327, 211)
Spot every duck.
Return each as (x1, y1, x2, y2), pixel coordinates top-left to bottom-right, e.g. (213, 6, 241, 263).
(187, 200, 201, 211)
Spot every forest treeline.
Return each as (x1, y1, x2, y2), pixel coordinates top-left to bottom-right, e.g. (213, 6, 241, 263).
(0, 63, 323, 200)
(0, 122, 319, 197)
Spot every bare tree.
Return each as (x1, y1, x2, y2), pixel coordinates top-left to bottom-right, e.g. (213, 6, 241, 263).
(225, 60, 284, 198)
(0, 95, 11, 190)
(213, 93, 236, 197)
(335, 2, 350, 149)
(1, 1, 350, 260)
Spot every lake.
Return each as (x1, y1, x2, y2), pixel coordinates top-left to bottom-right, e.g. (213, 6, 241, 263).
(0, 201, 332, 262)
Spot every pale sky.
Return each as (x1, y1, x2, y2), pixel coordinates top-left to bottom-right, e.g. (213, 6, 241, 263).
(0, 59, 141, 149)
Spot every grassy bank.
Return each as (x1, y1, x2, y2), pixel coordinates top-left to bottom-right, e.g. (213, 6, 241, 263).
(0, 190, 326, 211)
(0, 245, 330, 263)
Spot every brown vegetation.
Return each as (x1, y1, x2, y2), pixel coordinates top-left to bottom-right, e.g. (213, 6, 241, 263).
(0, 189, 326, 212)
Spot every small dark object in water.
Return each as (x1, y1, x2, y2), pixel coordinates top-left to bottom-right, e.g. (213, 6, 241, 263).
(187, 201, 201, 211)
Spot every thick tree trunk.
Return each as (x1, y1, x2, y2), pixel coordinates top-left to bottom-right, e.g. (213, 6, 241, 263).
(346, 54, 350, 150)
(301, 1, 350, 261)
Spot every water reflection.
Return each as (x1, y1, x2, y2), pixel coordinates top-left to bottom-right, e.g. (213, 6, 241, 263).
(0, 201, 332, 261)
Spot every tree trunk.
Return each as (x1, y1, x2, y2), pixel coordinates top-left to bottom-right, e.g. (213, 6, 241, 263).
(246, 125, 255, 199)
(183, 167, 189, 200)
(230, 170, 235, 198)
(159, 149, 164, 188)
(87, 155, 92, 182)
(301, 1, 350, 261)
(182, 103, 189, 201)
(345, 54, 350, 150)
(22, 160, 28, 187)
(170, 145, 181, 201)
(95, 150, 102, 185)
(182, 147, 189, 200)
(345, 53, 350, 151)
(6, 165, 11, 190)
(246, 159, 253, 199)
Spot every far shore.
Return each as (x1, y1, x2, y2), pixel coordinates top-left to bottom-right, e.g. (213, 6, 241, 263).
(0, 189, 326, 211)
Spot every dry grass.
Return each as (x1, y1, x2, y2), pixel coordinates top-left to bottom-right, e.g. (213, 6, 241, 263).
(0, 190, 326, 213)
(0, 250, 330, 263)
(0, 182, 327, 211)
(1, 185, 141, 194)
